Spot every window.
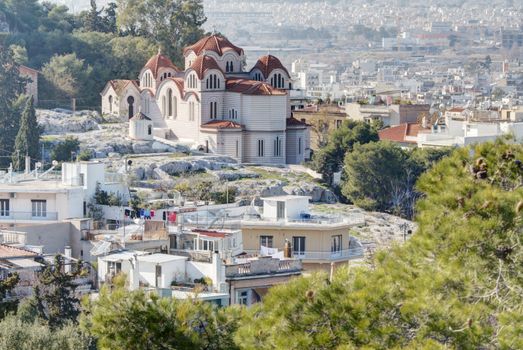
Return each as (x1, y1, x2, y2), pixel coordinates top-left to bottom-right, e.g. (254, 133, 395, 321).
(298, 137, 302, 155)
(336, 120, 342, 129)
(273, 137, 282, 157)
(257, 139, 264, 157)
(172, 96, 177, 119)
(0, 199, 9, 217)
(155, 265, 162, 287)
(189, 102, 195, 121)
(108, 95, 113, 113)
(147, 125, 152, 135)
(226, 61, 230, 72)
(229, 61, 233, 72)
(107, 261, 122, 274)
(260, 235, 273, 248)
(292, 236, 306, 256)
(210, 101, 218, 119)
(276, 201, 285, 220)
(331, 235, 342, 254)
(237, 290, 249, 306)
(235, 140, 239, 158)
(31, 200, 47, 218)
(167, 89, 173, 117)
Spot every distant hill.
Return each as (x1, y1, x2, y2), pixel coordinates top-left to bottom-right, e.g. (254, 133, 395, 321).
(44, 0, 111, 13)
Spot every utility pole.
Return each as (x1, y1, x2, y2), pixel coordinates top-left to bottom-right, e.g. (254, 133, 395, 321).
(122, 206, 126, 249)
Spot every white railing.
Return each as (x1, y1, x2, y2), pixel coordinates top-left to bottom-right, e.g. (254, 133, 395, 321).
(243, 247, 364, 261)
(0, 230, 27, 244)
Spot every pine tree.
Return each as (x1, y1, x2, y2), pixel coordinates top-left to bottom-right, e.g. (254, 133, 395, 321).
(0, 45, 27, 168)
(12, 96, 41, 171)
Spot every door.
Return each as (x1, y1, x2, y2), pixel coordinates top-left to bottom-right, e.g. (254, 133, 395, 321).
(127, 96, 135, 119)
(292, 236, 306, 257)
(0, 199, 9, 217)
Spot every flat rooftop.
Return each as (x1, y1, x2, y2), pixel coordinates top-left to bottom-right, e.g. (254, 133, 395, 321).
(138, 254, 187, 264)
(260, 195, 311, 201)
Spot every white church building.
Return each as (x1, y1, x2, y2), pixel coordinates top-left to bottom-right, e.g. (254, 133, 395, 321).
(101, 34, 310, 164)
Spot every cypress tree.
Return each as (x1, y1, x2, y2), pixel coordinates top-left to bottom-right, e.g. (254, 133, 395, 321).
(0, 45, 26, 168)
(12, 96, 41, 170)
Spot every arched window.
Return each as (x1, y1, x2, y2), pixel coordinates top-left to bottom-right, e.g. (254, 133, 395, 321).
(217, 78, 220, 89)
(206, 79, 209, 89)
(281, 77, 285, 89)
(168, 72, 171, 77)
(230, 62, 233, 72)
(147, 125, 152, 135)
(213, 75, 217, 89)
(108, 95, 113, 113)
(172, 96, 177, 119)
(167, 89, 173, 117)
(226, 62, 230, 72)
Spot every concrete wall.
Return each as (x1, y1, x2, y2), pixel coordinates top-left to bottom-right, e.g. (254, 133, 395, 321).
(17, 222, 71, 255)
(137, 258, 186, 288)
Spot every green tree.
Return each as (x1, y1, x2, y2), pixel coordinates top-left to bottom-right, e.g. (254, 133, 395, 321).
(51, 137, 80, 162)
(12, 96, 41, 170)
(0, 272, 20, 318)
(341, 142, 449, 217)
(312, 120, 379, 185)
(79, 0, 104, 32)
(116, 0, 206, 65)
(41, 53, 94, 103)
(28, 255, 88, 328)
(82, 275, 242, 350)
(0, 45, 27, 167)
(0, 314, 91, 350)
(236, 140, 523, 349)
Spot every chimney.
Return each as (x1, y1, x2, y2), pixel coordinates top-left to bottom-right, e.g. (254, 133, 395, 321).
(25, 156, 31, 174)
(64, 246, 72, 273)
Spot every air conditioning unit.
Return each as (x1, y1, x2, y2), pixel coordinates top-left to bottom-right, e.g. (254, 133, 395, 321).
(9, 193, 16, 198)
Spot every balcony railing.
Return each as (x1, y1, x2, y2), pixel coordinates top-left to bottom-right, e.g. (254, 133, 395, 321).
(0, 211, 58, 221)
(226, 258, 302, 278)
(0, 230, 27, 244)
(243, 247, 364, 261)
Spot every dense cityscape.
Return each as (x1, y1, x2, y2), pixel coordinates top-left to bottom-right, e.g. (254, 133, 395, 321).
(0, 0, 522, 349)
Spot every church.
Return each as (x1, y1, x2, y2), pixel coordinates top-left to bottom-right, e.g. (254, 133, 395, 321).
(101, 34, 310, 164)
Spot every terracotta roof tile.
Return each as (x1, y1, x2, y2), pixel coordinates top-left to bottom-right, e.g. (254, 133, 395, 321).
(448, 107, 465, 112)
(201, 120, 243, 129)
(189, 55, 223, 79)
(184, 35, 244, 56)
(252, 55, 290, 78)
(109, 80, 140, 95)
(0, 244, 38, 258)
(226, 79, 287, 96)
(378, 123, 421, 144)
(144, 53, 180, 79)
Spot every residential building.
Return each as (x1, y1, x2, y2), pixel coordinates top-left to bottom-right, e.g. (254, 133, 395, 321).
(19, 65, 38, 105)
(293, 104, 347, 150)
(0, 161, 127, 229)
(101, 34, 310, 164)
(346, 102, 430, 127)
(241, 196, 364, 271)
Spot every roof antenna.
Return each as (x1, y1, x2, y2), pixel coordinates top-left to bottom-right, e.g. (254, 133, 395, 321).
(212, 25, 217, 35)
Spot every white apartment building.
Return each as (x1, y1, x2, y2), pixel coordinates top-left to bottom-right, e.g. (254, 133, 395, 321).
(0, 161, 127, 228)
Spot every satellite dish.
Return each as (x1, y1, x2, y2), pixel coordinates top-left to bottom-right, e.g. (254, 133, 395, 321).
(52, 160, 58, 166)
(35, 162, 42, 169)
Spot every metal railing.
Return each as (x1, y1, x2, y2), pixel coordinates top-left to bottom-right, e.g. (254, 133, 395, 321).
(225, 258, 302, 278)
(0, 211, 58, 221)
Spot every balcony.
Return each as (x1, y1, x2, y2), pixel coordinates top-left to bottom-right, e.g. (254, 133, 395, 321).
(0, 211, 58, 222)
(226, 257, 302, 278)
(241, 214, 364, 229)
(243, 247, 364, 262)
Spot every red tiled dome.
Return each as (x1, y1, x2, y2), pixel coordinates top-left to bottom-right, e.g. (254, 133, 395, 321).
(189, 55, 223, 79)
(143, 53, 180, 79)
(252, 55, 290, 79)
(184, 34, 244, 57)
(226, 79, 287, 96)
